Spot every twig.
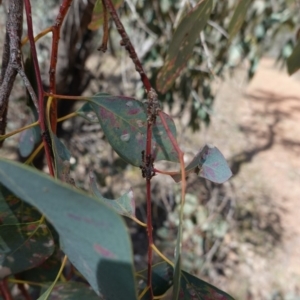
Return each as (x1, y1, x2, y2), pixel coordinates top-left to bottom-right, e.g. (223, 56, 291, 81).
(200, 238, 222, 272)
(48, 0, 73, 133)
(207, 20, 229, 39)
(16, 279, 32, 300)
(125, 0, 157, 39)
(0, 0, 28, 146)
(23, 0, 54, 176)
(103, 0, 151, 92)
(98, 0, 109, 52)
(200, 31, 213, 72)
(49, 0, 73, 94)
(0, 279, 13, 300)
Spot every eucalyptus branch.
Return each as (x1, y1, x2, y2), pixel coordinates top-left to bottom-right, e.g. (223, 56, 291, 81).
(24, 0, 54, 176)
(103, 0, 151, 92)
(48, 0, 73, 133)
(0, 0, 23, 145)
(49, 0, 73, 93)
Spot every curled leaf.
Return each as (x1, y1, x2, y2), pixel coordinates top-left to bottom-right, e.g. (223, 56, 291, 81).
(171, 145, 232, 184)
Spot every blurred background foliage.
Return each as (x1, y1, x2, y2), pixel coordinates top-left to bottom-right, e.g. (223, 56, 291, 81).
(121, 0, 300, 130)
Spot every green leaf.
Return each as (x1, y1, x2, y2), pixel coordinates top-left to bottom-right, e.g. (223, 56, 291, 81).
(171, 145, 232, 184)
(137, 262, 173, 299)
(89, 172, 135, 218)
(227, 0, 252, 41)
(0, 221, 53, 279)
(156, 0, 213, 94)
(88, 0, 124, 30)
(76, 102, 98, 123)
(19, 225, 61, 283)
(18, 120, 41, 158)
(172, 242, 182, 300)
(137, 262, 235, 300)
(19, 246, 61, 283)
(287, 40, 300, 75)
(0, 159, 137, 299)
(50, 133, 73, 183)
(39, 282, 101, 300)
(173, 192, 184, 300)
(0, 185, 43, 222)
(88, 94, 179, 167)
(179, 270, 235, 299)
(0, 188, 20, 225)
(0, 186, 54, 278)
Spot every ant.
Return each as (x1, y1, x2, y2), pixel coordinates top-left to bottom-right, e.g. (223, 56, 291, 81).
(140, 150, 156, 180)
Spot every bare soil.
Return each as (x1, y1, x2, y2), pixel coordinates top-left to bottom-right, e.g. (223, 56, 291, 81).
(197, 57, 300, 299)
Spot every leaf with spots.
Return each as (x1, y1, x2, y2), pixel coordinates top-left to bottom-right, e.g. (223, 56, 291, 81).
(89, 172, 135, 219)
(0, 159, 137, 299)
(0, 185, 41, 224)
(19, 224, 61, 283)
(171, 145, 232, 184)
(0, 186, 54, 279)
(0, 221, 54, 279)
(39, 282, 101, 300)
(227, 0, 252, 42)
(156, 0, 213, 94)
(87, 94, 178, 167)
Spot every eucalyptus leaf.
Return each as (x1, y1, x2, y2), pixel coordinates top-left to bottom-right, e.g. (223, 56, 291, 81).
(87, 94, 179, 166)
(156, 0, 213, 93)
(228, 0, 252, 41)
(0, 159, 137, 299)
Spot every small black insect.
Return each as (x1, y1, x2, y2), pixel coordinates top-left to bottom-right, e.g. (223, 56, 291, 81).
(42, 130, 54, 158)
(140, 150, 155, 180)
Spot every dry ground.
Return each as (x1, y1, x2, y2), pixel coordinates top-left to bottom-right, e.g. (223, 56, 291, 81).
(193, 57, 300, 299)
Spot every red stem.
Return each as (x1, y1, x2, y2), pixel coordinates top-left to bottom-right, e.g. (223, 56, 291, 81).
(17, 284, 31, 300)
(146, 178, 153, 296)
(0, 279, 13, 300)
(14, 275, 31, 300)
(146, 123, 153, 296)
(104, 1, 154, 296)
(103, 0, 151, 92)
(48, 0, 73, 133)
(49, 0, 73, 93)
(23, 0, 54, 176)
(102, 2, 187, 298)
